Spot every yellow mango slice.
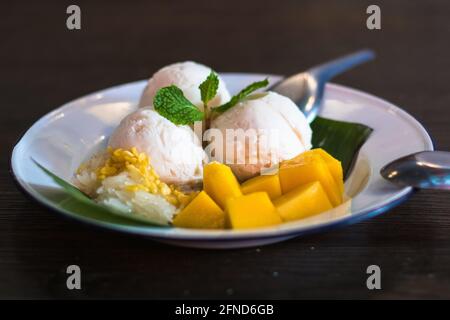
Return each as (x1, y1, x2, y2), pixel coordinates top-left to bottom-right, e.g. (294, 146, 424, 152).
(225, 192, 282, 229)
(274, 181, 333, 222)
(173, 191, 225, 229)
(241, 174, 282, 200)
(310, 148, 344, 195)
(203, 162, 242, 209)
(279, 152, 342, 206)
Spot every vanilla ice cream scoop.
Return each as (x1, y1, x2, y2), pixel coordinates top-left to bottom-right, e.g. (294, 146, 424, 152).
(109, 108, 208, 185)
(209, 91, 312, 181)
(138, 61, 231, 112)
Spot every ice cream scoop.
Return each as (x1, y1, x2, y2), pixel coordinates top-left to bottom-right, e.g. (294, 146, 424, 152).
(209, 91, 312, 181)
(108, 108, 208, 185)
(138, 61, 231, 112)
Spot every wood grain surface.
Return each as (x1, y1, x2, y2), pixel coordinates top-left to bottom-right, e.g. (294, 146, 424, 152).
(1, 0, 449, 299)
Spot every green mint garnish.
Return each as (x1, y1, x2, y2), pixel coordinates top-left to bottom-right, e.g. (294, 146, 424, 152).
(212, 78, 269, 114)
(199, 71, 219, 110)
(153, 85, 204, 125)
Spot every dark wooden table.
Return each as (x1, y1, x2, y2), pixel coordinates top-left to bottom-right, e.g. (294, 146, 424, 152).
(1, 1, 449, 299)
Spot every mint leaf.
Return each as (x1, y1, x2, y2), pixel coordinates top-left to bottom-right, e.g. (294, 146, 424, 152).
(153, 85, 204, 125)
(199, 71, 219, 109)
(212, 78, 269, 113)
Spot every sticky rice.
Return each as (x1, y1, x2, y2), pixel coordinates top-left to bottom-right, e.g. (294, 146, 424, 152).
(74, 147, 193, 225)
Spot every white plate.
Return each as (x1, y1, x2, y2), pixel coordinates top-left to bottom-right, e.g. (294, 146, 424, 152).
(10, 73, 433, 249)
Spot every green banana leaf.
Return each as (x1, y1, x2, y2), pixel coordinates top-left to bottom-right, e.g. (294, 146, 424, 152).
(33, 160, 169, 227)
(311, 116, 373, 178)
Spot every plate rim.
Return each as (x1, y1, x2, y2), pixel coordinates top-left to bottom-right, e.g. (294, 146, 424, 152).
(10, 74, 434, 241)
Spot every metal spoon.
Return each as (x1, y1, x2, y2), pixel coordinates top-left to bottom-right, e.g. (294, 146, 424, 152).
(380, 151, 450, 190)
(270, 49, 376, 123)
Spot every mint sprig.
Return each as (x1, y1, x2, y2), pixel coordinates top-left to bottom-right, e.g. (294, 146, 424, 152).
(199, 71, 219, 110)
(212, 78, 269, 114)
(153, 85, 204, 125)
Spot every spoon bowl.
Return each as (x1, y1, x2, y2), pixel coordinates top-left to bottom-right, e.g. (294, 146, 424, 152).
(380, 151, 450, 190)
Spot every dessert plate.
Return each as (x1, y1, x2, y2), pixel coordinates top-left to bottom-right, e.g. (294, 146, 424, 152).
(10, 73, 433, 249)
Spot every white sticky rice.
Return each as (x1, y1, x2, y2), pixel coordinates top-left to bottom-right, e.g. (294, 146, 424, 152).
(74, 151, 177, 226)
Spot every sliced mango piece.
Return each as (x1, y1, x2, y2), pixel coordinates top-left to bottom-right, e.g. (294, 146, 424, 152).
(225, 192, 282, 229)
(203, 162, 242, 209)
(279, 152, 342, 206)
(173, 191, 225, 229)
(241, 174, 282, 200)
(310, 148, 344, 195)
(274, 181, 333, 222)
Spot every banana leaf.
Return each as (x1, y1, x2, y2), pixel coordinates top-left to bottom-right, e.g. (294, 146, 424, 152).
(311, 116, 373, 179)
(33, 160, 169, 227)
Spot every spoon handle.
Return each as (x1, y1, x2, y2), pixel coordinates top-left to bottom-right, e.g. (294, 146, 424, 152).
(310, 49, 376, 82)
